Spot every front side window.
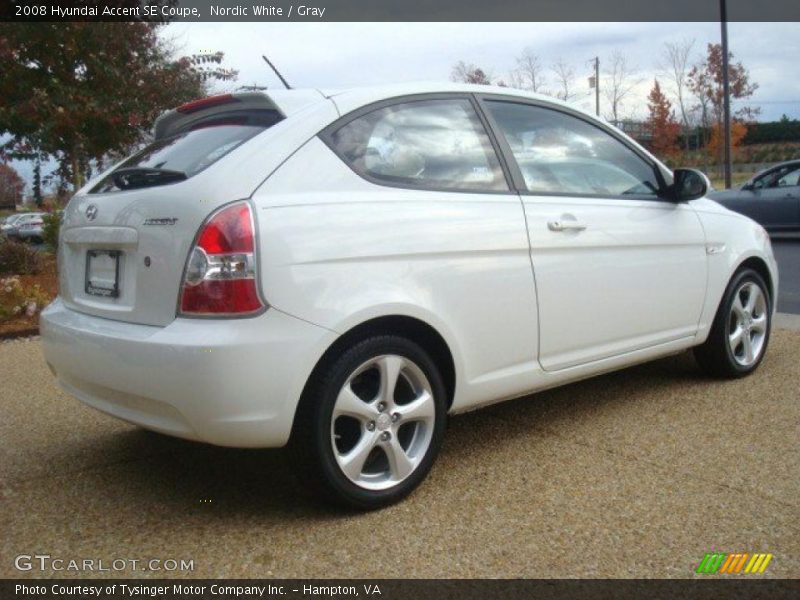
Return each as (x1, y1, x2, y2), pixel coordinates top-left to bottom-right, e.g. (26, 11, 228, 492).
(752, 168, 780, 190)
(327, 98, 507, 192)
(775, 166, 800, 188)
(485, 101, 661, 198)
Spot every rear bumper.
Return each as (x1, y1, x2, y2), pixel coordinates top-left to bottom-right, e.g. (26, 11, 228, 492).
(40, 298, 337, 447)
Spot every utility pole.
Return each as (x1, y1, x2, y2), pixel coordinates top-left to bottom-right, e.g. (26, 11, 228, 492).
(594, 57, 600, 117)
(720, 0, 733, 188)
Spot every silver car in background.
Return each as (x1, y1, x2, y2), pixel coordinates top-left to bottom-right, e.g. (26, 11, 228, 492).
(1, 214, 25, 238)
(4, 212, 45, 243)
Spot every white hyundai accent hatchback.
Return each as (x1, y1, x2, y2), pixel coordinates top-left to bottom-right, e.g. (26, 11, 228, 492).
(41, 83, 778, 509)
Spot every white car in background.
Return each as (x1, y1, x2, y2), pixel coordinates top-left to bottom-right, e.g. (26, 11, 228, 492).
(41, 84, 777, 509)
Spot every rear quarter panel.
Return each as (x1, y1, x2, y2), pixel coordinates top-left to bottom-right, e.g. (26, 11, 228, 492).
(251, 137, 540, 411)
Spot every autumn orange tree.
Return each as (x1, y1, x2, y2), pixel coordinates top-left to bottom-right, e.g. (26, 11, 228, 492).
(0, 23, 236, 192)
(706, 120, 748, 161)
(646, 79, 681, 159)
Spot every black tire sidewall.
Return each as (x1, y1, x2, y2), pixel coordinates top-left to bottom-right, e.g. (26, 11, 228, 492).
(309, 336, 447, 509)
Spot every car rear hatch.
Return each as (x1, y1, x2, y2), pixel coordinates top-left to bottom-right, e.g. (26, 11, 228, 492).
(58, 89, 331, 327)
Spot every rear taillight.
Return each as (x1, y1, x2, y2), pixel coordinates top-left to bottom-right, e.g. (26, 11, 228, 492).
(179, 201, 264, 316)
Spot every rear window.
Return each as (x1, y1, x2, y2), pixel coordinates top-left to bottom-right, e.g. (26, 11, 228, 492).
(91, 124, 267, 193)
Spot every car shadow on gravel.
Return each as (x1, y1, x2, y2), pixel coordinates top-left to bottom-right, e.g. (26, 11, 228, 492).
(83, 350, 706, 518)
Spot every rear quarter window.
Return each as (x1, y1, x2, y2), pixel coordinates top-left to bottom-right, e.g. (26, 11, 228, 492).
(324, 98, 508, 193)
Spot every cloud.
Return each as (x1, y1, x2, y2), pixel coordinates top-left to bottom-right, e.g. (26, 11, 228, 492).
(167, 21, 798, 120)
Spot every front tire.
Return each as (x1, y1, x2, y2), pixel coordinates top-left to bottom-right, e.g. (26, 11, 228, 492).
(694, 268, 771, 378)
(292, 335, 447, 510)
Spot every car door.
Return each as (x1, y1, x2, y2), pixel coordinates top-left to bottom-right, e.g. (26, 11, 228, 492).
(480, 97, 707, 371)
(754, 165, 800, 230)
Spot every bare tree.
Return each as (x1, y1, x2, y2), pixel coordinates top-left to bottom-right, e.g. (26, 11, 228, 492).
(514, 47, 547, 93)
(602, 50, 642, 123)
(451, 61, 493, 85)
(659, 38, 695, 150)
(551, 58, 577, 102)
(506, 69, 526, 90)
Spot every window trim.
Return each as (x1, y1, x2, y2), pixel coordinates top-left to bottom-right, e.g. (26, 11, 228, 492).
(318, 93, 515, 195)
(474, 93, 673, 202)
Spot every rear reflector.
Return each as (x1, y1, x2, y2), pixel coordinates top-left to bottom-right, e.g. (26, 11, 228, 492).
(177, 94, 239, 115)
(179, 201, 264, 316)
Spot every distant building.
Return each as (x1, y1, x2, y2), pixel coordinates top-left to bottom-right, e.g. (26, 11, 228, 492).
(611, 120, 653, 146)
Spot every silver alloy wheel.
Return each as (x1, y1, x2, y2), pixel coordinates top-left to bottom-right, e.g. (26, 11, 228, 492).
(331, 354, 436, 491)
(728, 281, 768, 367)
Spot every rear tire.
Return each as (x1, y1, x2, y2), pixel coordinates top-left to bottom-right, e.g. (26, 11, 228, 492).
(292, 335, 447, 510)
(694, 268, 771, 378)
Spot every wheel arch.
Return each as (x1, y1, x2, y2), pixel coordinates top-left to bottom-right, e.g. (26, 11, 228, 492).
(694, 238, 777, 346)
(709, 254, 776, 327)
(693, 252, 775, 378)
(734, 255, 776, 306)
(295, 314, 458, 420)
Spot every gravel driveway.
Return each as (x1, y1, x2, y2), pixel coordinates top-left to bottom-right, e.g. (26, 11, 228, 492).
(1, 332, 798, 578)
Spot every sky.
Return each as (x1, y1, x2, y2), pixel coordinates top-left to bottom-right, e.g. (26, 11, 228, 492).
(9, 21, 800, 193)
(164, 21, 800, 120)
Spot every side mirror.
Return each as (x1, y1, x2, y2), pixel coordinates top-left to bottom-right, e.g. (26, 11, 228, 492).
(741, 181, 754, 191)
(671, 168, 709, 202)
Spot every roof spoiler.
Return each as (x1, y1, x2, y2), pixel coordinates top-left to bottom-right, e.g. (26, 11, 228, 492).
(153, 90, 326, 140)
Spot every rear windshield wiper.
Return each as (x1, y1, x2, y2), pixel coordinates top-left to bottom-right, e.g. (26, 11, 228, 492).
(111, 167, 187, 190)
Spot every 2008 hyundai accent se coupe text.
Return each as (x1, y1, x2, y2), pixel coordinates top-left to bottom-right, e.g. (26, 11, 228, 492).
(41, 83, 778, 509)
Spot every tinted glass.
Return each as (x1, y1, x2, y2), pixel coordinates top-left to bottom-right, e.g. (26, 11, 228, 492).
(486, 101, 660, 197)
(329, 99, 507, 192)
(91, 125, 266, 193)
(775, 166, 800, 188)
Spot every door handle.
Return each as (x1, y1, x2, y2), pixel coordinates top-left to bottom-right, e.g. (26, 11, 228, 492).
(548, 220, 587, 232)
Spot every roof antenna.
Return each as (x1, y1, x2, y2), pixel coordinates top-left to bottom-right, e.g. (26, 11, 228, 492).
(262, 55, 292, 90)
